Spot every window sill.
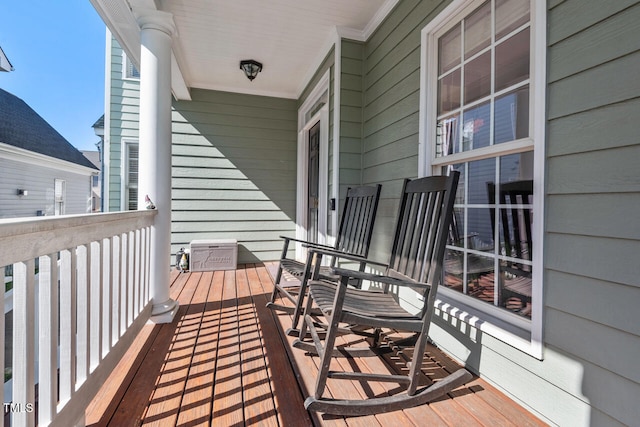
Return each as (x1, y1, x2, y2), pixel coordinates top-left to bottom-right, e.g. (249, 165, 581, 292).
(434, 287, 543, 360)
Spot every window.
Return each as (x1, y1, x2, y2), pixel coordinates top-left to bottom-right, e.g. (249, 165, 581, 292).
(123, 141, 139, 210)
(54, 179, 66, 215)
(123, 53, 140, 80)
(421, 0, 545, 354)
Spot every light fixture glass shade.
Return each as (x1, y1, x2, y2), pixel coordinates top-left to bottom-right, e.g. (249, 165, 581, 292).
(240, 59, 262, 81)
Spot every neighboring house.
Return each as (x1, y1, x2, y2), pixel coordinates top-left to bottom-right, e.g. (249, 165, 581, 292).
(102, 39, 141, 214)
(0, 89, 98, 218)
(0, 46, 13, 73)
(81, 150, 102, 212)
(95, 0, 640, 425)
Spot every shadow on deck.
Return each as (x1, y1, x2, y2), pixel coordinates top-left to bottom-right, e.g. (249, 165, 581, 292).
(85, 263, 546, 427)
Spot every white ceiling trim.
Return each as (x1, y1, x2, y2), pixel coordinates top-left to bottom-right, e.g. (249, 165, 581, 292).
(294, 27, 340, 99)
(192, 81, 298, 100)
(362, 0, 400, 40)
(294, 0, 399, 99)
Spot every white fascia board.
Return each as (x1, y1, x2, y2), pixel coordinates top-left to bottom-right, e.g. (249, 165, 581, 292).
(90, 0, 191, 101)
(0, 142, 97, 176)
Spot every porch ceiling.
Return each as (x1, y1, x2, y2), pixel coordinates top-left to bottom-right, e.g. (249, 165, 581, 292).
(91, 0, 397, 100)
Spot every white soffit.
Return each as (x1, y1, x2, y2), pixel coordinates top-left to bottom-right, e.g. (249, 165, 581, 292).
(94, 0, 398, 100)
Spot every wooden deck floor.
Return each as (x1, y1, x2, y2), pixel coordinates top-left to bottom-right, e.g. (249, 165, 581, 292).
(86, 263, 546, 427)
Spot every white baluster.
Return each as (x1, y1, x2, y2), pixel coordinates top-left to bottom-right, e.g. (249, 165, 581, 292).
(12, 260, 36, 427)
(38, 254, 59, 425)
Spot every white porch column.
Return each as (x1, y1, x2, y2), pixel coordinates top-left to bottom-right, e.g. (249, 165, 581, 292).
(135, 8, 178, 323)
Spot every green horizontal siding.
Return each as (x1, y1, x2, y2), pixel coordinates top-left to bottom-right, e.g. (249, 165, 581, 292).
(107, 38, 140, 212)
(172, 88, 297, 263)
(334, 0, 640, 425)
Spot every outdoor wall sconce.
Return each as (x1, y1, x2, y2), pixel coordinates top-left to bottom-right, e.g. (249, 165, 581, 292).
(17, 189, 28, 196)
(240, 59, 262, 81)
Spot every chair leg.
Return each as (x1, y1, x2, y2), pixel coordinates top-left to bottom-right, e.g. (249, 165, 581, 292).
(313, 277, 348, 399)
(269, 263, 285, 303)
(407, 330, 429, 395)
(290, 251, 318, 332)
(269, 239, 291, 304)
(297, 282, 317, 343)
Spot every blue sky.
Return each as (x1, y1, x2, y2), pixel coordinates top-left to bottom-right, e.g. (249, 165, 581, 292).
(0, 0, 106, 152)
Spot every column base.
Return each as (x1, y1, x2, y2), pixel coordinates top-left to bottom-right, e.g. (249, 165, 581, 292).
(150, 298, 179, 323)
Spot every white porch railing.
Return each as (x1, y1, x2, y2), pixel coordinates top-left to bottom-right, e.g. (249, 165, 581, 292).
(0, 211, 157, 427)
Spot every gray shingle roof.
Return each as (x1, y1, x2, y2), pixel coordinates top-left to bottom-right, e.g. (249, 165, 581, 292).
(0, 88, 97, 170)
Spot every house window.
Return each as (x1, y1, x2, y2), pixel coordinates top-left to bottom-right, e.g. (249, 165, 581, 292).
(54, 179, 66, 215)
(123, 141, 139, 210)
(421, 0, 545, 353)
(124, 53, 140, 80)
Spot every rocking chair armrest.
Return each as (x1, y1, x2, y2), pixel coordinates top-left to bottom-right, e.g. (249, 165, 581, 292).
(330, 267, 432, 291)
(279, 235, 335, 250)
(303, 245, 389, 269)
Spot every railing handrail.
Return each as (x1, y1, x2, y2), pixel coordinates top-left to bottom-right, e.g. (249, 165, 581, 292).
(0, 211, 156, 266)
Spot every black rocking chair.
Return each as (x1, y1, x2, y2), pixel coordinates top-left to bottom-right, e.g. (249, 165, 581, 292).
(267, 184, 381, 333)
(293, 172, 472, 415)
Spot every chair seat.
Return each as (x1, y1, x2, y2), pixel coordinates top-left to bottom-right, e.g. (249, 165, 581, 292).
(308, 281, 417, 319)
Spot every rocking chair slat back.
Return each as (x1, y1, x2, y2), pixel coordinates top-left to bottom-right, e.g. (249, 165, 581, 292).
(334, 185, 381, 260)
(268, 184, 381, 332)
(390, 176, 455, 294)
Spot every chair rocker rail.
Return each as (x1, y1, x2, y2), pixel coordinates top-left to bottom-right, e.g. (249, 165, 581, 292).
(303, 369, 474, 416)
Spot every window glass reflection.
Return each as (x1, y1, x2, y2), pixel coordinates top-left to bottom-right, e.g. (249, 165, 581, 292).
(464, 1, 491, 58)
(464, 51, 491, 104)
(495, 28, 530, 91)
(438, 68, 461, 115)
(468, 158, 495, 205)
(439, 25, 461, 74)
(462, 102, 490, 151)
(496, 0, 530, 40)
(494, 87, 529, 144)
(436, 115, 460, 157)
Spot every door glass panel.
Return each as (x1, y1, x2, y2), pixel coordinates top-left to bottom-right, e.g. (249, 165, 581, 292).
(307, 122, 320, 243)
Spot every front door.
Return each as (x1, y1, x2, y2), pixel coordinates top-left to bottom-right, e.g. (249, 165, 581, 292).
(307, 121, 320, 243)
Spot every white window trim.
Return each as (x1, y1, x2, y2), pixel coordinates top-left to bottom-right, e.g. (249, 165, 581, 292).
(122, 51, 140, 81)
(121, 139, 139, 211)
(418, 0, 546, 359)
(54, 179, 66, 216)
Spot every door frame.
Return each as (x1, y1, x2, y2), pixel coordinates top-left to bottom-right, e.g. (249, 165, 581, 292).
(296, 70, 330, 260)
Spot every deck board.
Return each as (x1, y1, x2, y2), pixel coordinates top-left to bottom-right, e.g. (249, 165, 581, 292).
(87, 263, 547, 427)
